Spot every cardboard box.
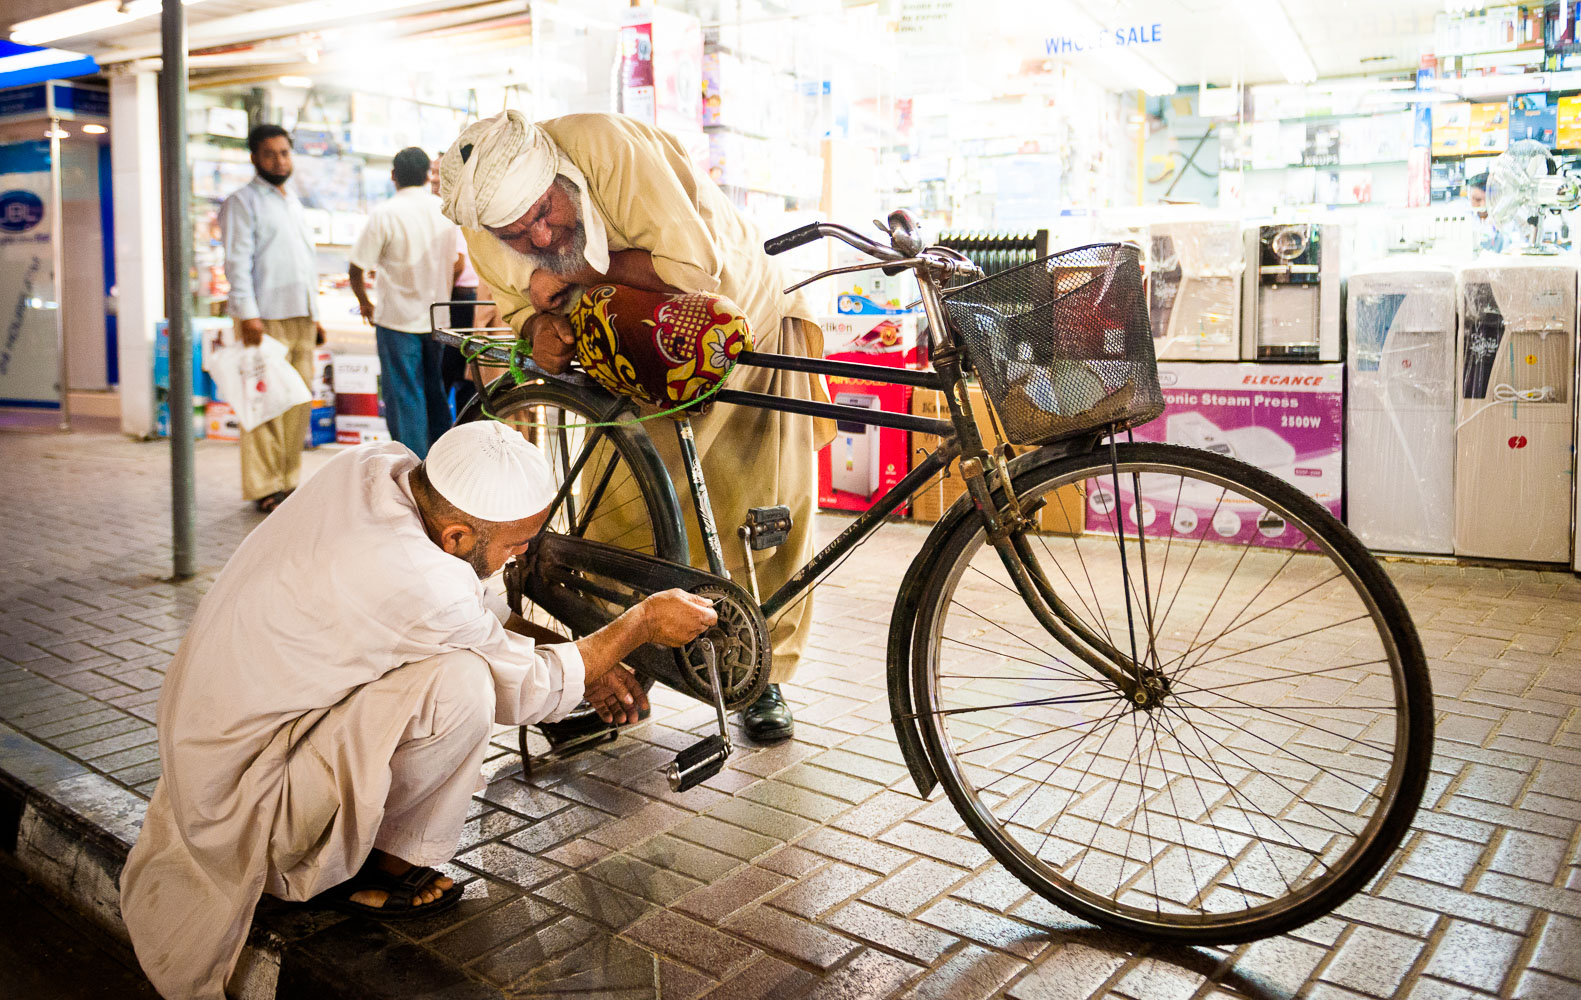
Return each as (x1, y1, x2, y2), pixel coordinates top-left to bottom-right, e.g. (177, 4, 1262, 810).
(156, 399, 207, 440)
(204, 401, 239, 442)
(819, 313, 926, 370)
(305, 402, 336, 448)
(310, 348, 335, 406)
(816, 335, 922, 514)
(909, 386, 1085, 534)
(335, 415, 390, 445)
(818, 378, 912, 514)
(1088, 362, 1343, 550)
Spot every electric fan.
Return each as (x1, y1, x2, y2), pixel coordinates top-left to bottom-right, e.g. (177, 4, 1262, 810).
(1485, 138, 1581, 253)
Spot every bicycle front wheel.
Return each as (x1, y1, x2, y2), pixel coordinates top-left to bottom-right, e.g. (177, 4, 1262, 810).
(910, 442, 1432, 944)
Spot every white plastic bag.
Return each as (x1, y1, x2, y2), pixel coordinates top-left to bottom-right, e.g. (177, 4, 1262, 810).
(206, 335, 313, 431)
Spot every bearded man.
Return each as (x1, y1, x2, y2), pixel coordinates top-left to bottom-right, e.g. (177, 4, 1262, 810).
(437, 111, 832, 742)
(119, 422, 716, 998)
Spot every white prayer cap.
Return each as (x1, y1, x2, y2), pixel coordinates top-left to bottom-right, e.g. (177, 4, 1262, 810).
(439, 110, 558, 230)
(425, 421, 557, 523)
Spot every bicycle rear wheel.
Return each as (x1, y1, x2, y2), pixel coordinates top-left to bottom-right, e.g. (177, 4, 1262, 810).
(462, 377, 688, 742)
(909, 442, 1432, 944)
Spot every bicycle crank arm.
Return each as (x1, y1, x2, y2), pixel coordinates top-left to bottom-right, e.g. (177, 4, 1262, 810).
(667, 638, 733, 791)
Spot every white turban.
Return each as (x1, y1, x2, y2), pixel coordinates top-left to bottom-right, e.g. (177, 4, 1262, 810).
(424, 420, 557, 523)
(439, 110, 609, 274)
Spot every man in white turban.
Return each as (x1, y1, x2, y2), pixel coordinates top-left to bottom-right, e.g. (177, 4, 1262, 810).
(119, 420, 717, 999)
(439, 110, 832, 743)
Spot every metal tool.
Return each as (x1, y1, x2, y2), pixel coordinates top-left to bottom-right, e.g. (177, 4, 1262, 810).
(665, 638, 733, 791)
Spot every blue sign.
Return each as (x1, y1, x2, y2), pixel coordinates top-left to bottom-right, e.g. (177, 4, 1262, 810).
(0, 84, 47, 120)
(0, 189, 44, 233)
(1046, 23, 1163, 55)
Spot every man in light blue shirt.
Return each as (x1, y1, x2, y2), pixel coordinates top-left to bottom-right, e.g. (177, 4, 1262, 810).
(220, 124, 325, 513)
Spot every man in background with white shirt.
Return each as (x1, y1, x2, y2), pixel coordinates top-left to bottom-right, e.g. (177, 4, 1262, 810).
(350, 146, 463, 458)
(220, 123, 326, 513)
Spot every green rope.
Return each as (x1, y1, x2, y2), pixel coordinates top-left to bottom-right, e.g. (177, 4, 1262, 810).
(457, 331, 741, 431)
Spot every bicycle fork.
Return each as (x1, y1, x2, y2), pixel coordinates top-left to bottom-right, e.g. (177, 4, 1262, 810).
(933, 354, 1147, 700)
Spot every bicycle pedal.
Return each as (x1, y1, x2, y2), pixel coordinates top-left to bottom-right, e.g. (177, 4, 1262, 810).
(741, 506, 792, 550)
(666, 734, 730, 791)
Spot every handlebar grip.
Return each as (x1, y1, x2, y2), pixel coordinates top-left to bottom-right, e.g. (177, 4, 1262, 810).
(764, 222, 822, 256)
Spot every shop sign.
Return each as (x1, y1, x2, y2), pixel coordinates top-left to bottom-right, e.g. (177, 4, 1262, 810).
(0, 189, 43, 232)
(0, 84, 47, 121)
(52, 84, 108, 120)
(0, 139, 60, 408)
(1044, 23, 1163, 56)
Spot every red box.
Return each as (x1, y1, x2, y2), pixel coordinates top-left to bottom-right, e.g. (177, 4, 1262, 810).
(819, 313, 926, 370)
(818, 378, 912, 514)
(815, 320, 923, 515)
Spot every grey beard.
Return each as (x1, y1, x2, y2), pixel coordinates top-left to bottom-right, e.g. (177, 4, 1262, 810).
(526, 222, 589, 277)
(498, 175, 590, 277)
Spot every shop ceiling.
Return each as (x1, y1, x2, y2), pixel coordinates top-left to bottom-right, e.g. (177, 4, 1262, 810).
(3, 0, 1448, 88)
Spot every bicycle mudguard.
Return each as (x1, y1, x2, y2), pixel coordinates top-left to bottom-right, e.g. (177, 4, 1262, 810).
(887, 440, 1097, 799)
(524, 531, 770, 711)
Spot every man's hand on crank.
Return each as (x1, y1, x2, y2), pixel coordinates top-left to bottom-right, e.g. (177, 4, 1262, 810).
(638, 589, 718, 646)
(581, 590, 715, 725)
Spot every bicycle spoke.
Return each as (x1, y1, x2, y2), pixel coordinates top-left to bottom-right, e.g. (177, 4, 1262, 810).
(1162, 574, 1351, 679)
(1171, 687, 1401, 758)
(1171, 697, 1386, 819)
(940, 634, 1103, 685)
(1169, 657, 1387, 697)
(1162, 700, 1372, 842)
(949, 599, 1097, 682)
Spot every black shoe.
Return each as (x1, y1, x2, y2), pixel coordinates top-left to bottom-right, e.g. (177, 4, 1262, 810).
(741, 684, 793, 743)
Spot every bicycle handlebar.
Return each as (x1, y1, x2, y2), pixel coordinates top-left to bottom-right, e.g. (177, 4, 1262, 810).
(763, 222, 823, 256)
(763, 217, 982, 290)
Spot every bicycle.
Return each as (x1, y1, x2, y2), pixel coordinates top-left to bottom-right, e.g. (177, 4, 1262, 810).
(430, 210, 1434, 945)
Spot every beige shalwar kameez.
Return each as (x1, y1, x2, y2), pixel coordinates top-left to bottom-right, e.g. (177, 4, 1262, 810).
(465, 113, 832, 682)
(120, 444, 585, 999)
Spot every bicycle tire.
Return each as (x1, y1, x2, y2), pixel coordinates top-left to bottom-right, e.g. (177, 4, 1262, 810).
(908, 441, 1433, 944)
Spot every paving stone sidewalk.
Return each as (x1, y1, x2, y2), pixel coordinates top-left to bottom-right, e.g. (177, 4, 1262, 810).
(2, 428, 1580, 999)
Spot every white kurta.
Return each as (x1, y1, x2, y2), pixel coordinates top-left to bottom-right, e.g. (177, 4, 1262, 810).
(120, 443, 585, 999)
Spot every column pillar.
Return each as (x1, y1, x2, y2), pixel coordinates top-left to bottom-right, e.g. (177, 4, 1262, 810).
(109, 70, 164, 439)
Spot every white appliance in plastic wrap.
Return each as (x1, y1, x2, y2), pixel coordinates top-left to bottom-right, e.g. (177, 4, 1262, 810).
(1454, 258, 1577, 563)
(1345, 262, 1458, 554)
(1241, 223, 1342, 361)
(832, 392, 882, 500)
(1147, 221, 1243, 360)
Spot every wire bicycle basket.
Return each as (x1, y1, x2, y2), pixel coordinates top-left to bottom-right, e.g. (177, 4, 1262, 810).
(940, 242, 1164, 446)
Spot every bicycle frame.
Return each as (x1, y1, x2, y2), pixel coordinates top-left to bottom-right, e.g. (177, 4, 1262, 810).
(432, 288, 1147, 701)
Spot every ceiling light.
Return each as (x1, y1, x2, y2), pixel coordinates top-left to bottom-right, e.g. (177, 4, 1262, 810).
(276, 75, 313, 88)
(9, 0, 217, 47)
(47, 126, 70, 138)
(81, 123, 107, 133)
(1237, 0, 1318, 84)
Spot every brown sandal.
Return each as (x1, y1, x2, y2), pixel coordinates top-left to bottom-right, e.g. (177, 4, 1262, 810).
(254, 490, 292, 513)
(320, 863, 463, 921)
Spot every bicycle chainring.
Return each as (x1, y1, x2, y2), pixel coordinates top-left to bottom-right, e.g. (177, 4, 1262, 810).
(680, 582, 771, 712)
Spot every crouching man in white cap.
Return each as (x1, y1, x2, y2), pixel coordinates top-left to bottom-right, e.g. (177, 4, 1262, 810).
(119, 420, 716, 999)
(438, 111, 833, 744)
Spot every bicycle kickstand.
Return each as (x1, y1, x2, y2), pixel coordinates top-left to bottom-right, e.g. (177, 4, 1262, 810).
(666, 638, 733, 791)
